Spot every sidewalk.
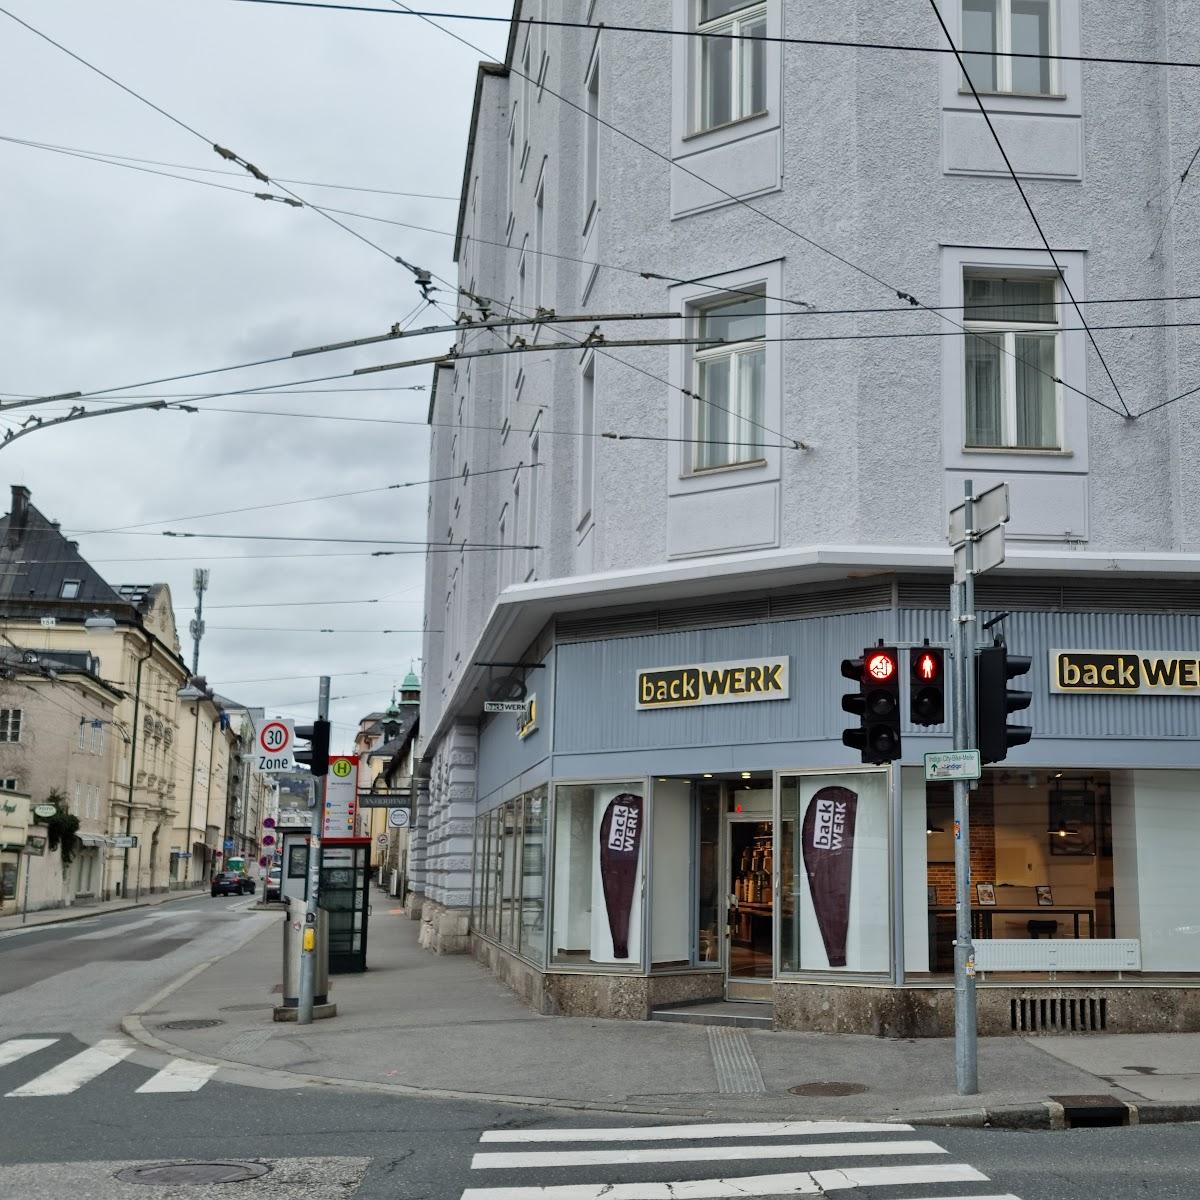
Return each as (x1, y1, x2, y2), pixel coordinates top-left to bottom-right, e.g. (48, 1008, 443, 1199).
(0, 884, 208, 932)
(125, 890, 1200, 1126)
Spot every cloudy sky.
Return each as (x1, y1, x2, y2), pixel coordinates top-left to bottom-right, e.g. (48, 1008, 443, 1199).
(0, 0, 508, 746)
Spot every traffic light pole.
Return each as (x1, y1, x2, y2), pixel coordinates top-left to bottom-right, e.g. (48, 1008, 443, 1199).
(297, 675, 330, 1026)
(953, 480, 979, 1095)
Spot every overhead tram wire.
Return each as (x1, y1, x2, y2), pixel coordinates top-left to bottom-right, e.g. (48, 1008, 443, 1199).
(384, 1, 1127, 423)
(0, 132, 458, 198)
(927, 0, 1132, 420)
(1148, 138, 1200, 260)
(226, 0, 1200, 74)
(80, 530, 538, 550)
(0, 7, 440, 295)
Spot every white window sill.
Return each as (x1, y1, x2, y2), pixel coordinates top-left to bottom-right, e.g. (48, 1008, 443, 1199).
(684, 456, 769, 479)
(957, 88, 1067, 102)
(683, 109, 769, 145)
(962, 445, 1073, 458)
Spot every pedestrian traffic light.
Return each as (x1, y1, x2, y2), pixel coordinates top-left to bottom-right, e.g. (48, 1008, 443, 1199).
(840, 645, 902, 764)
(909, 643, 946, 727)
(975, 639, 1032, 764)
(293, 718, 331, 777)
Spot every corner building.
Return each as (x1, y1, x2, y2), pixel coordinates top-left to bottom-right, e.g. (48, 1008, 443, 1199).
(415, 1, 1200, 1034)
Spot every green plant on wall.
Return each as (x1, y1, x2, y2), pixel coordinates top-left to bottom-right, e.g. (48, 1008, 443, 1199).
(42, 789, 80, 869)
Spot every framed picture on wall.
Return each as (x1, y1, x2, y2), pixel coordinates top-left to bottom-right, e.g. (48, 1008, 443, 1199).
(1036, 884, 1054, 907)
(976, 882, 996, 906)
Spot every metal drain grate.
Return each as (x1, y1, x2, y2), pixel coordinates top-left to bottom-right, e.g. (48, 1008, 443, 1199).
(1011, 996, 1107, 1033)
(156, 1018, 224, 1031)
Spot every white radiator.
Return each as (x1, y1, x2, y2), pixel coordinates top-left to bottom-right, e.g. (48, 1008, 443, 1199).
(973, 939, 1141, 972)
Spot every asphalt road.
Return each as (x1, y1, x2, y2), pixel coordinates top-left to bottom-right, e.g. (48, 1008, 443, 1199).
(1, 898, 1198, 1199)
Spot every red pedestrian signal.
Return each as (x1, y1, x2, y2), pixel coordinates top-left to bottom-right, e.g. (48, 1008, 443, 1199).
(910, 644, 946, 727)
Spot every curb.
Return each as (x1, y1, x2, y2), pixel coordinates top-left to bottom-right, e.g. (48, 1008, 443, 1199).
(0, 887, 207, 935)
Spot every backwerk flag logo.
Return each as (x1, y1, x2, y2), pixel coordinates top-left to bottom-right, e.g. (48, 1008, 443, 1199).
(801, 785, 858, 968)
(636, 656, 789, 710)
(598, 793, 643, 959)
(1051, 649, 1200, 695)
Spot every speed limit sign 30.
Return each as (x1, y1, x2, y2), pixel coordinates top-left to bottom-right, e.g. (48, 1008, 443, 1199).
(255, 718, 297, 772)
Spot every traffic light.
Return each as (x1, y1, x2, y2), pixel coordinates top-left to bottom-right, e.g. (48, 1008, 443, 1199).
(840, 645, 902, 764)
(293, 718, 331, 777)
(975, 639, 1032, 763)
(909, 644, 946, 726)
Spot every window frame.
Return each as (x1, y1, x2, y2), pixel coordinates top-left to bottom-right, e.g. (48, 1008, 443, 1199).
(962, 269, 1064, 452)
(960, 0, 1061, 99)
(60, 579, 81, 599)
(691, 0, 769, 136)
(577, 354, 596, 532)
(0, 708, 22, 743)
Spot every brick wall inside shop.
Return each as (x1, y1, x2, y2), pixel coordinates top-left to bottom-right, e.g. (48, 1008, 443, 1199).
(927, 792, 995, 905)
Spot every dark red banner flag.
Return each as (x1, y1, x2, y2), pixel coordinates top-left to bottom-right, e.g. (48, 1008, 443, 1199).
(801, 785, 858, 968)
(599, 792, 643, 958)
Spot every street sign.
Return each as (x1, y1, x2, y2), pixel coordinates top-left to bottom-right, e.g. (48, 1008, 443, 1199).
(387, 807, 410, 829)
(32, 804, 56, 820)
(483, 700, 527, 713)
(262, 834, 276, 847)
(953, 522, 1005, 583)
(111, 835, 138, 849)
(223, 837, 235, 851)
(263, 816, 276, 828)
(924, 749, 982, 783)
(948, 482, 1009, 546)
(255, 718, 296, 772)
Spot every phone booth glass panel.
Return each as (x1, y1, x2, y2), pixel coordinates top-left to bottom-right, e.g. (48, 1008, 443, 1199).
(319, 837, 369, 972)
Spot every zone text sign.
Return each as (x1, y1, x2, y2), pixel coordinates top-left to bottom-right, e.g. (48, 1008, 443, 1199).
(1051, 649, 1200, 696)
(636, 656, 790, 710)
(255, 718, 296, 771)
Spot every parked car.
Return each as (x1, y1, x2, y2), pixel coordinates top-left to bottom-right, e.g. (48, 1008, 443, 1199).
(240, 873, 256, 895)
(265, 868, 282, 902)
(211, 871, 246, 897)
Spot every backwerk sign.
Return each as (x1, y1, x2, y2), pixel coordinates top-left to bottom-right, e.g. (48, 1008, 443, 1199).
(1050, 649, 1200, 695)
(636, 656, 790, 710)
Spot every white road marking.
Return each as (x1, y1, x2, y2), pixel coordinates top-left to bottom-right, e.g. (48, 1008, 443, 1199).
(5, 1038, 133, 1096)
(812, 1163, 994, 1190)
(0, 1038, 58, 1067)
(480, 1121, 913, 1143)
(74, 915, 174, 940)
(136, 1059, 218, 1093)
(470, 1140, 947, 1170)
(458, 1164, 995, 1199)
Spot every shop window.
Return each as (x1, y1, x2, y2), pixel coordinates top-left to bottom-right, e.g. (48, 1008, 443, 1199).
(471, 815, 485, 930)
(551, 781, 645, 967)
(651, 780, 692, 968)
(779, 770, 891, 974)
(487, 806, 503, 941)
(694, 0, 767, 133)
(500, 796, 521, 951)
(521, 787, 547, 964)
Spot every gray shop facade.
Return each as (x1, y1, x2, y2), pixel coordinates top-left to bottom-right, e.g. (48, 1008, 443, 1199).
(464, 574, 1200, 1036)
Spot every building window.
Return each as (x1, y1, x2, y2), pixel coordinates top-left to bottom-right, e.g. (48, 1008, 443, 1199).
(534, 171, 546, 314)
(690, 290, 766, 471)
(60, 579, 81, 599)
(962, 0, 1056, 96)
(694, 0, 767, 133)
(583, 50, 600, 234)
(578, 358, 595, 529)
(526, 436, 540, 582)
(963, 273, 1061, 450)
(79, 721, 87, 750)
(0, 709, 22, 743)
(551, 782, 645, 968)
(0, 778, 17, 791)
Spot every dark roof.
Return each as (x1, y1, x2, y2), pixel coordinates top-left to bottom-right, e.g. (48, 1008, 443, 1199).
(0, 486, 123, 607)
(368, 706, 419, 762)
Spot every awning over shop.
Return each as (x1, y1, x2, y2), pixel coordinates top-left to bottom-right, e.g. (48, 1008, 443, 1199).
(77, 833, 108, 847)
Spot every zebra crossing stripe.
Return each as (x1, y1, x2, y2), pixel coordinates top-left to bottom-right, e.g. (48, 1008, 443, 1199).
(136, 1059, 219, 1093)
(0, 1038, 58, 1067)
(470, 1139, 947, 1171)
(5, 1039, 133, 1096)
(459, 1163, 995, 1200)
(479, 1121, 914, 1143)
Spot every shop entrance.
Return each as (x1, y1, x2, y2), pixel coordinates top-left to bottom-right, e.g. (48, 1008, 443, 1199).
(724, 782, 774, 1001)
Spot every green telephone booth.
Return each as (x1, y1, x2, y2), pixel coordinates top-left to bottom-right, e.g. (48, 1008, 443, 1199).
(318, 837, 370, 973)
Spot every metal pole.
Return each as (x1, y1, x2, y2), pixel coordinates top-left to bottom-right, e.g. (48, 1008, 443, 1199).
(953, 478, 978, 1095)
(20, 847, 30, 925)
(297, 675, 330, 1025)
(122, 643, 152, 899)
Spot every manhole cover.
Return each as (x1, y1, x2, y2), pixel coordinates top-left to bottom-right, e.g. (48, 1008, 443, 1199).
(156, 1018, 224, 1031)
(789, 1081, 868, 1097)
(115, 1162, 271, 1185)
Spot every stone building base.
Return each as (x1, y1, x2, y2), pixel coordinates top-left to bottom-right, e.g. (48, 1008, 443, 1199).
(418, 899, 470, 954)
(404, 889, 424, 921)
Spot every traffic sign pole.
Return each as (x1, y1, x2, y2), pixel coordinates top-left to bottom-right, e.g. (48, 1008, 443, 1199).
(297, 676, 329, 1026)
(953, 480, 979, 1096)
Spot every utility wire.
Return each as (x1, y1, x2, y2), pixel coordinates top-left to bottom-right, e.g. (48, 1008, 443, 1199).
(389, 1, 1126, 422)
(208, 626, 434, 633)
(227, 1, 1200, 73)
(0, 131, 457, 198)
(928, 0, 1132, 419)
(91, 530, 538, 549)
(0, 5, 439, 291)
(205, 598, 418, 609)
(1148, 138, 1200, 260)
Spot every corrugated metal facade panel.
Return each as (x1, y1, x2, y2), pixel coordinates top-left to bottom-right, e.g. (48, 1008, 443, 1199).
(475, 655, 552, 802)
(554, 611, 893, 755)
(898, 608, 1200, 741)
